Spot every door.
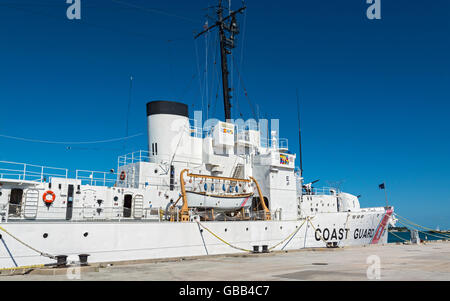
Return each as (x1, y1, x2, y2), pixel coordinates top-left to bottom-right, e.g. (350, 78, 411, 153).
(65, 185, 74, 220)
(123, 194, 133, 217)
(8, 189, 23, 217)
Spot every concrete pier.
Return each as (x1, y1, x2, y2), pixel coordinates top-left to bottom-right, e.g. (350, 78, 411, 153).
(2, 241, 449, 281)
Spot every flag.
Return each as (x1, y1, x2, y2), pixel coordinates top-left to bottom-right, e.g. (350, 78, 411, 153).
(378, 183, 385, 189)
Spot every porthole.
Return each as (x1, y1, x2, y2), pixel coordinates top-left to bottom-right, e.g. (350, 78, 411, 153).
(114, 196, 118, 202)
(200, 229, 203, 233)
(43, 233, 48, 238)
(246, 228, 249, 231)
(154, 169, 158, 174)
(83, 232, 88, 237)
(265, 227, 268, 231)
(0, 191, 2, 196)
(280, 226, 283, 230)
(224, 228, 227, 232)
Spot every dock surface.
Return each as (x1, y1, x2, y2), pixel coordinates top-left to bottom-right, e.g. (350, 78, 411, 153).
(3, 241, 449, 281)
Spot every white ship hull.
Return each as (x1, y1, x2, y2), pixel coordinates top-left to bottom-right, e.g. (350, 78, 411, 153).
(0, 209, 391, 269)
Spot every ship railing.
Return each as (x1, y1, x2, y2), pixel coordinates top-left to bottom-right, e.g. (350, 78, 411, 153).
(189, 118, 203, 138)
(302, 187, 341, 196)
(118, 150, 152, 166)
(118, 177, 171, 190)
(260, 137, 289, 150)
(5, 204, 164, 222)
(118, 150, 204, 169)
(75, 170, 117, 187)
(0, 161, 68, 183)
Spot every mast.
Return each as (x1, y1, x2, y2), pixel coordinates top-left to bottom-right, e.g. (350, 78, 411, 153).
(195, 0, 246, 121)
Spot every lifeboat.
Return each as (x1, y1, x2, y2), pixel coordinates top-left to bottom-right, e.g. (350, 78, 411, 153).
(185, 190, 253, 211)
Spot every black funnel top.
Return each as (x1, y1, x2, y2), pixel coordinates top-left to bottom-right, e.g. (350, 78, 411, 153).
(146, 101, 188, 118)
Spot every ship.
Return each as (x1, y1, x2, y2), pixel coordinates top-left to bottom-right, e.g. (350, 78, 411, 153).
(0, 1, 395, 269)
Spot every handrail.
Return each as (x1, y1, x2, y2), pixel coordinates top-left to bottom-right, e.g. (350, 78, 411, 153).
(0, 161, 68, 183)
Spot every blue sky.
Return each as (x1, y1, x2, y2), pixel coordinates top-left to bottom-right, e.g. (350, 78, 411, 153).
(0, 0, 449, 228)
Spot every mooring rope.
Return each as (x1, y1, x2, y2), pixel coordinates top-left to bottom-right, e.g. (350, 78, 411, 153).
(0, 264, 45, 272)
(394, 220, 450, 241)
(305, 217, 328, 246)
(388, 230, 410, 242)
(195, 220, 251, 252)
(394, 214, 450, 238)
(270, 219, 307, 251)
(0, 226, 56, 260)
(195, 218, 309, 253)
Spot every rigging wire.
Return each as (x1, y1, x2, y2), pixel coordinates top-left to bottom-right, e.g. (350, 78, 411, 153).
(0, 2, 170, 42)
(234, 9, 247, 112)
(194, 38, 206, 115)
(125, 75, 133, 150)
(0, 133, 143, 145)
(179, 73, 198, 99)
(231, 55, 257, 120)
(110, 0, 198, 23)
(208, 33, 220, 119)
(205, 20, 209, 120)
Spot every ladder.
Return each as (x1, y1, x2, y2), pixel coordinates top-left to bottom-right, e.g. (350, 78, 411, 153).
(231, 164, 244, 179)
(133, 194, 144, 219)
(23, 189, 39, 219)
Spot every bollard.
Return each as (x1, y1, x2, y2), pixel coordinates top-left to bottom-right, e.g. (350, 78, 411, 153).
(56, 255, 68, 268)
(78, 254, 90, 266)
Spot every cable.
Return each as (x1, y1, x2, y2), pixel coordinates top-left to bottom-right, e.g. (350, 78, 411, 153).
(0, 2, 170, 42)
(0, 133, 143, 145)
(110, 0, 198, 23)
(231, 55, 257, 120)
(0, 226, 55, 260)
(395, 220, 450, 241)
(394, 213, 450, 238)
(388, 230, 410, 242)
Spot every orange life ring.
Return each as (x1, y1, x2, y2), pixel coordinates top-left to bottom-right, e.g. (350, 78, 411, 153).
(120, 171, 126, 181)
(42, 191, 56, 204)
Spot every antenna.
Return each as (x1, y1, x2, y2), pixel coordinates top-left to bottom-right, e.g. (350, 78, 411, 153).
(124, 75, 133, 150)
(195, 0, 246, 121)
(296, 89, 303, 176)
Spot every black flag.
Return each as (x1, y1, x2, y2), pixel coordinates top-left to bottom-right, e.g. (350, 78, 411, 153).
(378, 183, 385, 189)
